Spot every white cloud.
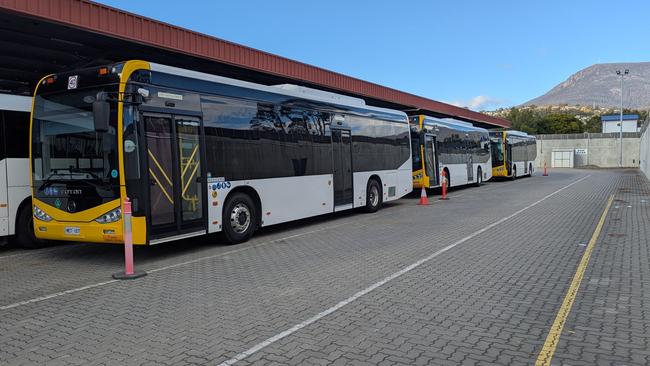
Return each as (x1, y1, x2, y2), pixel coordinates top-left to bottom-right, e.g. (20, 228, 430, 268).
(447, 95, 508, 111)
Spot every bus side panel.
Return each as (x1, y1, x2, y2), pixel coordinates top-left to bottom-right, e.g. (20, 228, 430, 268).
(353, 170, 395, 206)
(474, 162, 492, 182)
(6, 158, 30, 236)
(207, 174, 334, 233)
(397, 159, 413, 199)
(445, 163, 469, 186)
(0, 158, 8, 236)
(513, 161, 525, 177)
(484, 162, 493, 181)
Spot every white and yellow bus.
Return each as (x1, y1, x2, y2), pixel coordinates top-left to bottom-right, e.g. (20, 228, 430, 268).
(410, 115, 492, 189)
(30, 61, 412, 245)
(489, 130, 537, 179)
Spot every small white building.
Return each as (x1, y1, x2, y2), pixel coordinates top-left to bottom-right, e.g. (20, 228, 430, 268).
(601, 114, 638, 133)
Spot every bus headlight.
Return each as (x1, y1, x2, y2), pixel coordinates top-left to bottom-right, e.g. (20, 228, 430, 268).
(33, 206, 52, 222)
(95, 208, 122, 224)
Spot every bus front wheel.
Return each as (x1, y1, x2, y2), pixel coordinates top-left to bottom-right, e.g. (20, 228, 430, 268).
(14, 203, 46, 249)
(363, 179, 383, 213)
(223, 192, 257, 244)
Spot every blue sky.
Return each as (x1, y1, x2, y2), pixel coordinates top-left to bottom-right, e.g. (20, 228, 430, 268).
(98, 0, 650, 111)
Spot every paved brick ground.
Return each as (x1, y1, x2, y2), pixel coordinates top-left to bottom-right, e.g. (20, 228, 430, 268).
(0, 169, 647, 365)
(551, 171, 650, 366)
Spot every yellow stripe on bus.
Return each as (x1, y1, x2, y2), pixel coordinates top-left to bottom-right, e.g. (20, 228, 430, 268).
(148, 149, 173, 186)
(149, 169, 174, 205)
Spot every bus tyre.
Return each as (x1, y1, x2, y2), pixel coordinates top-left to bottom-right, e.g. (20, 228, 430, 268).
(223, 192, 257, 244)
(475, 167, 482, 187)
(511, 166, 517, 180)
(529, 163, 533, 176)
(364, 179, 383, 213)
(15, 204, 46, 249)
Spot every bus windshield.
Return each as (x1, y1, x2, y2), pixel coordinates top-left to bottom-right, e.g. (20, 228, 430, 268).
(32, 88, 118, 187)
(490, 139, 504, 165)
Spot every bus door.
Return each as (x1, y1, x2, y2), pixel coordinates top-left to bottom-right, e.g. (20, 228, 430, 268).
(467, 155, 473, 182)
(143, 113, 206, 240)
(506, 140, 513, 175)
(331, 128, 353, 208)
(424, 134, 438, 187)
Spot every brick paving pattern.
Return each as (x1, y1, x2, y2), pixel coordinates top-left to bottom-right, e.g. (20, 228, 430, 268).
(0, 169, 647, 365)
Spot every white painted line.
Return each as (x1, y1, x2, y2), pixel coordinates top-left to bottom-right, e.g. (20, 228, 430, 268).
(0, 280, 118, 311)
(0, 222, 353, 311)
(0, 174, 588, 312)
(217, 174, 591, 366)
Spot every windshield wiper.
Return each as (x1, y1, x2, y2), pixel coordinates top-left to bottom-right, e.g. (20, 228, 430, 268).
(68, 167, 104, 181)
(38, 171, 74, 190)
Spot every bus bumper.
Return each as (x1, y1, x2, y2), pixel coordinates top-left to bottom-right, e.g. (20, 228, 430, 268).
(33, 218, 123, 244)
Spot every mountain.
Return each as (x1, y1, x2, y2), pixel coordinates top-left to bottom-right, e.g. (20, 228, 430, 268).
(523, 62, 650, 109)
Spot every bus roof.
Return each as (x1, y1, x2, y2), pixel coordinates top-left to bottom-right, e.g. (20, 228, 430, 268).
(150, 63, 408, 121)
(421, 115, 489, 133)
(506, 130, 535, 139)
(0, 93, 31, 112)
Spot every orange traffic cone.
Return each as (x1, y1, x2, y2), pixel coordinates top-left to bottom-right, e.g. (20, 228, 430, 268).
(439, 170, 449, 200)
(418, 186, 429, 205)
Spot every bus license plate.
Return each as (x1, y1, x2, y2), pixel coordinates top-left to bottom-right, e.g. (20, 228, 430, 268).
(64, 227, 80, 236)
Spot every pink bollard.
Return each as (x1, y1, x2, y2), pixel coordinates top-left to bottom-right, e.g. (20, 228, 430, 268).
(112, 197, 146, 280)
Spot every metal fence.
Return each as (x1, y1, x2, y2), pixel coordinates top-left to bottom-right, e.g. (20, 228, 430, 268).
(534, 132, 641, 140)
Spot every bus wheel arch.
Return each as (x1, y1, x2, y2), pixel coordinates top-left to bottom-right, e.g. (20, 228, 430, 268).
(364, 175, 383, 213)
(14, 198, 45, 249)
(222, 186, 261, 244)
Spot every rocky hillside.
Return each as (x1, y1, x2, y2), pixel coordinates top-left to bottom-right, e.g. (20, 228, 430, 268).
(523, 62, 650, 109)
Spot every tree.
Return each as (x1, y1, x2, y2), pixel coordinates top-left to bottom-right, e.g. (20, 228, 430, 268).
(584, 115, 601, 133)
(540, 113, 583, 134)
(507, 107, 543, 134)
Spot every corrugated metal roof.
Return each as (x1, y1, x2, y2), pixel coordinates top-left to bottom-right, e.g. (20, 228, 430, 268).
(0, 0, 511, 128)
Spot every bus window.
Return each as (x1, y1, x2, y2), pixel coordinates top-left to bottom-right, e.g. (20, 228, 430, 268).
(410, 129, 421, 172)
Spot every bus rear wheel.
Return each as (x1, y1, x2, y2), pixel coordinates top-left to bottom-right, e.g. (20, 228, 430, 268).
(364, 179, 382, 213)
(511, 166, 517, 180)
(475, 167, 482, 187)
(14, 203, 47, 249)
(222, 192, 257, 244)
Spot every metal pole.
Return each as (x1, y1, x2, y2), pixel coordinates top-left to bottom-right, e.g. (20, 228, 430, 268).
(620, 73, 623, 167)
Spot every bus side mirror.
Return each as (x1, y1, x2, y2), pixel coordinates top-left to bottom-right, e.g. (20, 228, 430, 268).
(92, 100, 110, 132)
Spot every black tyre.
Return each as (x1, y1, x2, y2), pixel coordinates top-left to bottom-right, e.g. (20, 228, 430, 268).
(511, 166, 517, 180)
(14, 203, 47, 249)
(475, 167, 482, 187)
(364, 179, 383, 213)
(529, 163, 533, 176)
(222, 192, 257, 244)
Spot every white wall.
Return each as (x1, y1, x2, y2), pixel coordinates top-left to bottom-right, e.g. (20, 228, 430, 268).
(641, 125, 650, 180)
(535, 134, 640, 168)
(602, 120, 637, 133)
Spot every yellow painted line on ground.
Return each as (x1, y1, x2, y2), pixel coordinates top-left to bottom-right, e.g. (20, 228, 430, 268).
(535, 194, 614, 366)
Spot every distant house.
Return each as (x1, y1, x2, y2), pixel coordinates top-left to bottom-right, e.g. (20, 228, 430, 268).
(600, 114, 639, 133)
